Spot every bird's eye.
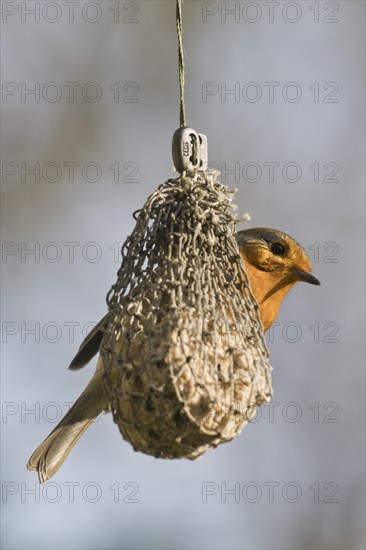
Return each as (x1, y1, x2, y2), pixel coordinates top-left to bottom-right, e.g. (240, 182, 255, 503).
(270, 242, 285, 255)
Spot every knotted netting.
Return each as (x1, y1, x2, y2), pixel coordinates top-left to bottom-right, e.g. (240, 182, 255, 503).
(100, 171, 272, 459)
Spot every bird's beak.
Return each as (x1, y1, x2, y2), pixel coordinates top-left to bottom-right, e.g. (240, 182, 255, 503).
(290, 269, 321, 286)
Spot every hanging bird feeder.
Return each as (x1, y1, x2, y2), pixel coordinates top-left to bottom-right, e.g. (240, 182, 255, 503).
(100, 1, 272, 459)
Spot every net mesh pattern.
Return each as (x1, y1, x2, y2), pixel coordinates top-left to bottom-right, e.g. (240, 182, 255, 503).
(100, 171, 272, 459)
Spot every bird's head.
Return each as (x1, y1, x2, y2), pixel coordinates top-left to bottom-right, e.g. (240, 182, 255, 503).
(236, 227, 320, 330)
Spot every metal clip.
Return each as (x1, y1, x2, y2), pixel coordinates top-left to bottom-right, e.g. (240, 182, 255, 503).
(172, 127, 208, 174)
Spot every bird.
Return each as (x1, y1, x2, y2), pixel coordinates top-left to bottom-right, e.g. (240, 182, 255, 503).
(236, 228, 320, 331)
(27, 227, 320, 483)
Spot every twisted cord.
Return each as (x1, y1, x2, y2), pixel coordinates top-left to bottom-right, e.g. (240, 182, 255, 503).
(176, 0, 186, 127)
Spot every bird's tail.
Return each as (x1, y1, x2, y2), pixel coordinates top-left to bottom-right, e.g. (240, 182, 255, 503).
(27, 369, 109, 483)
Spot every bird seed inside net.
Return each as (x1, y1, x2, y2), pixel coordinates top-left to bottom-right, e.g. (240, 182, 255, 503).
(100, 170, 272, 459)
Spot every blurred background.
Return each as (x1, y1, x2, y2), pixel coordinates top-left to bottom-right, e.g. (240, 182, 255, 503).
(1, 1, 365, 549)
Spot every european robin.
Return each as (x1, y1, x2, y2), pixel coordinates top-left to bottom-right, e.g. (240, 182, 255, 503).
(236, 228, 320, 331)
(27, 227, 320, 483)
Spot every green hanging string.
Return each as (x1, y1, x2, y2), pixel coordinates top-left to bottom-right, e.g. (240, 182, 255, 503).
(176, 0, 186, 127)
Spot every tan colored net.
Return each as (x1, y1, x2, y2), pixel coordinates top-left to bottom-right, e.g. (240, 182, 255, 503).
(100, 171, 272, 459)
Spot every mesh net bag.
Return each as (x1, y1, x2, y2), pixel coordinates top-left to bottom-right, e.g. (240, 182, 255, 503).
(100, 170, 272, 459)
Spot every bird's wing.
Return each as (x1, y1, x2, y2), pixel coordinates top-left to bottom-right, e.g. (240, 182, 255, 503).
(68, 313, 109, 371)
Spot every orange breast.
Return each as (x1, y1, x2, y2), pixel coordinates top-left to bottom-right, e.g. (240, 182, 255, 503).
(240, 254, 296, 331)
